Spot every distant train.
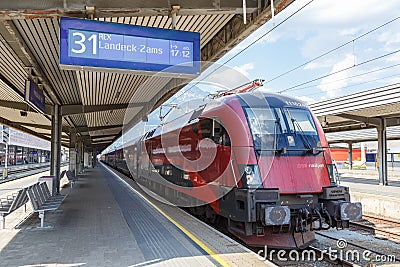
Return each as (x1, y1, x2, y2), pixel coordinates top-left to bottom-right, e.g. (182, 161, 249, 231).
(103, 80, 362, 249)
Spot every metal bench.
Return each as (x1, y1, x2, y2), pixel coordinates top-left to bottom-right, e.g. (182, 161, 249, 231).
(0, 187, 29, 229)
(65, 170, 78, 188)
(59, 170, 66, 180)
(26, 182, 66, 228)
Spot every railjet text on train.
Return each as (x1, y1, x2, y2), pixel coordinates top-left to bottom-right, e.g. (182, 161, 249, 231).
(103, 80, 363, 249)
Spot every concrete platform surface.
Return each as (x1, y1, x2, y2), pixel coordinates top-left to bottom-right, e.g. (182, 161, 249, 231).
(0, 164, 273, 267)
(340, 180, 400, 221)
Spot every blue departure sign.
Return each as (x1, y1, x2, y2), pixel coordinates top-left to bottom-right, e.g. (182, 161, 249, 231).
(24, 79, 45, 113)
(60, 17, 200, 76)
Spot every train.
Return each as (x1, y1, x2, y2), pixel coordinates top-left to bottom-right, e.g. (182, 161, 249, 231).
(102, 80, 362, 249)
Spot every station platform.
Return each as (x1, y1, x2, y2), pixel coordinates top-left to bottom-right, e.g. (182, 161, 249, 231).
(0, 163, 272, 267)
(339, 174, 400, 221)
(339, 167, 400, 183)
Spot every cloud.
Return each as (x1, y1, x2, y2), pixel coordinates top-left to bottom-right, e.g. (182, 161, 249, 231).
(233, 63, 254, 77)
(339, 28, 361, 36)
(317, 54, 355, 97)
(195, 63, 251, 92)
(251, 29, 285, 45)
(297, 96, 316, 104)
(304, 61, 331, 70)
(388, 76, 400, 84)
(386, 53, 400, 64)
(302, 0, 398, 25)
(294, 0, 400, 62)
(221, 0, 400, 101)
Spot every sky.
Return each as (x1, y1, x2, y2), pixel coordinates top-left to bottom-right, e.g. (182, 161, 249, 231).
(108, 0, 400, 152)
(213, 0, 400, 104)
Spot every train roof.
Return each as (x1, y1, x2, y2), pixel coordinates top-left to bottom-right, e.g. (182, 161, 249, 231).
(223, 90, 309, 109)
(141, 90, 310, 140)
(104, 91, 312, 154)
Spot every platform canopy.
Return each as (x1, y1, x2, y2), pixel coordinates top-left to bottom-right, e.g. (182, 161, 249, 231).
(310, 83, 400, 143)
(0, 0, 294, 151)
(310, 83, 400, 185)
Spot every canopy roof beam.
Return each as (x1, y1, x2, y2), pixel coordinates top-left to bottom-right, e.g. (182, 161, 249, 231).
(61, 102, 146, 116)
(0, 20, 61, 105)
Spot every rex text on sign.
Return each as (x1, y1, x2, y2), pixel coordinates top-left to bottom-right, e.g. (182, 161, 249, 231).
(60, 17, 200, 75)
(69, 29, 193, 66)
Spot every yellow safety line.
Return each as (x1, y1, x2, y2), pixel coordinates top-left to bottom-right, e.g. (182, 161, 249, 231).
(144, 200, 230, 267)
(103, 163, 230, 267)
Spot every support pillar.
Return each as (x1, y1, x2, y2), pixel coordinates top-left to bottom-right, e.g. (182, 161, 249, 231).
(85, 147, 94, 168)
(377, 118, 388, 185)
(348, 142, 353, 170)
(76, 138, 81, 174)
(361, 143, 366, 164)
(69, 128, 77, 177)
(92, 147, 97, 167)
(77, 138, 84, 174)
(81, 141, 85, 171)
(50, 104, 62, 195)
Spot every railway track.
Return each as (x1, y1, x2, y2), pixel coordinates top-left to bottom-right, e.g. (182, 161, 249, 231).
(0, 162, 68, 183)
(247, 228, 400, 266)
(108, 166, 398, 266)
(350, 214, 400, 244)
(315, 231, 399, 266)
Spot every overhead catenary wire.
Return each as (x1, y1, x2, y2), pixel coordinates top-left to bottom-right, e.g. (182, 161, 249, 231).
(266, 16, 400, 85)
(300, 72, 400, 99)
(277, 48, 400, 93)
(174, 2, 399, 101)
(281, 63, 400, 93)
(172, 0, 315, 100)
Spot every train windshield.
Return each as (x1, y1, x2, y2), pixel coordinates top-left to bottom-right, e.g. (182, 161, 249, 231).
(284, 108, 317, 135)
(244, 106, 320, 152)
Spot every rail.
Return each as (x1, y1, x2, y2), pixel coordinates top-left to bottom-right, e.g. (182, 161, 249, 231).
(349, 214, 400, 243)
(0, 162, 69, 183)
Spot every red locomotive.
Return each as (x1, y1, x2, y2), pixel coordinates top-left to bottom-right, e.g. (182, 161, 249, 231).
(103, 80, 362, 249)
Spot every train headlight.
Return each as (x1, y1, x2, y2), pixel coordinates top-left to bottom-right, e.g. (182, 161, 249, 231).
(264, 206, 291, 225)
(244, 166, 253, 175)
(239, 164, 262, 188)
(246, 174, 253, 184)
(340, 202, 362, 221)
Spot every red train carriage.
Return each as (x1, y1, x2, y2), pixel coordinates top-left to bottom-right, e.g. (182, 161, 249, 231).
(104, 80, 362, 249)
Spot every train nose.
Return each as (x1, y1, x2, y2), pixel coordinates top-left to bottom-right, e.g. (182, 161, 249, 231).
(340, 202, 362, 221)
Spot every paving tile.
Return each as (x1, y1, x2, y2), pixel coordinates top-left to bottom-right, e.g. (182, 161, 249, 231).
(0, 164, 274, 267)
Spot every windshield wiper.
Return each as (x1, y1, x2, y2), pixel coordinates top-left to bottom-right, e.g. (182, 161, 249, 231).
(291, 118, 314, 152)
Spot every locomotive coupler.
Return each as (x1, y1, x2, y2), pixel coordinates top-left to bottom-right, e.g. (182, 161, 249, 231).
(295, 209, 309, 232)
(310, 208, 323, 231)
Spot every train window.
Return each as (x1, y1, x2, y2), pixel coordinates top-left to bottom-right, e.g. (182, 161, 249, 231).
(275, 108, 288, 133)
(192, 122, 198, 135)
(199, 118, 231, 146)
(214, 120, 231, 146)
(200, 119, 212, 139)
(212, 119, 221, 143)
(284, 108, 317, 135)
(244, 107, 278, 150)
(189, 107, 204, 122)
(165, 167, 173, 176)
(245, 108, 277, 134)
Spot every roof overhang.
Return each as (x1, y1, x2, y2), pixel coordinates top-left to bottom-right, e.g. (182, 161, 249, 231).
(0, 0, 295, 151)
(310, 83, 400, 143)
